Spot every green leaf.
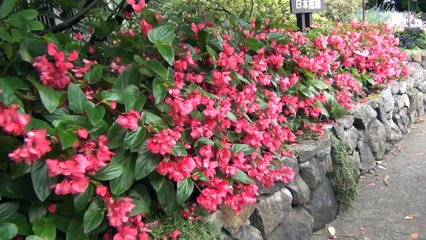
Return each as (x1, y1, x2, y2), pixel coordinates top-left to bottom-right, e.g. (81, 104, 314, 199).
(67, 83, 87, 114)
(29, 20, 44, 31)
(143, 60, 168, 80)
(152, 177, 176, 216)
(32, 218, 56, 240)
(93, 163, 123, 181)
(299, 85, 314, 98)
(83, 200, 104, 234)
(25, 236, 44, 240)
(8, 213, 31, 235)
(28, 203, 46, 223)
(171, 142, 187, 157)
(155, 41, 175, 66)
(123, 127, 146, 152)
(0, 202, 19, 222)
(57, 126, 77, 149)
(0, 222, 17, 240)
(84, 65, 103, 83)
(176, 178, 194, 205)
(230, 144, 256, 155)
(31, 161, 56, 202)
(112, 64, 141, 94)
(226, 112, 238, 123)
(135, 141, 161, 180)
(267, 32, 285, 41)
(0, 173, 23, 199)
(148, 24, 175, 44)
(66, 218, 88, 240)
(243, 38, 266, 51)
(106, 120, 127, 149)
(153, 78, 167, 104)
(196, 137, 215, 146)
(124, 85, 146, 112)
(128, 184, 151, 216)
(142, 111, 168, 131)
(84, 101, 105, 125)
(0, 0, 17, 18)
(234, 169, 254, 184)
(25, 118, 55, 135)
(110, 154, 135, 195)
(27, 77, 63, 113)
(227, 131, 243, 142)
(74, 184, 94, 213)
(0, 79, 23, 109)
(311, 80, 329, 90)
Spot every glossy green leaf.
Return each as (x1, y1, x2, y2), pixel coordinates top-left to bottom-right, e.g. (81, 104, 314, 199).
(234, 169, 254, 184)
(110, 154, 135, 195)
(128, 184, 151, 216)
(84, 65, 103, 83)
(153, 78, 167, 104)
(123, 127, 146, 152)
(0, 0, 17, 18)
(93, 163, 123, 181)
(32, 218, 56, 240)
(142, 111, 168, 131)
(112, 64, 141, 94)
(135, 141, 161, 180)
(31, 161, 56, 202)
(124, 85, 145, 112)
(66, 218, 88, 240)
(0, 79, 23, 109)
(67, 83, 87, 114)
(106, 121, 127, 149)
(227, 131, 243, 142)
(155, 41, 175, 66)
(243, 38, 266, 51)
(83, 200, 104, 234)
(171, 142, 187, 157)
(148, 24, 175, 44)
(74, 184, 94, 213)
(176, 178, 194, 205)
(0, 173, 23, 199)
(27, 77, 63, 113)
(57, 126, 77, 149)
(8, 213, 31, 235)
(0, 202, 19, 221)
(151, 176, 176, 216)
(28, 203, 46, 223)
(143, 60, 168, 80)
(230, 144, 256, 155)
(84, 101, 105, 125)
(0, 222, 17, 240)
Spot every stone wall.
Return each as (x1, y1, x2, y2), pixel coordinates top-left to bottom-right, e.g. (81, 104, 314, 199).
(216, 50, 426, 240)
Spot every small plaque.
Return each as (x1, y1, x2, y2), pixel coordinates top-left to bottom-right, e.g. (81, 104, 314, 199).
(290, 0, 324, 14)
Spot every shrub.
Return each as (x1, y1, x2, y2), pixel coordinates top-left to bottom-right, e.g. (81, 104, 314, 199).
(322, 0, 363, 22)
(395, 27, 426, 49)
(0, 1, 407, 239)
(329, 134, 359, 207)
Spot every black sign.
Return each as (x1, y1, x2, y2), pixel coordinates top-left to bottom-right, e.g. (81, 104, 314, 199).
(290, 0, 325, 14)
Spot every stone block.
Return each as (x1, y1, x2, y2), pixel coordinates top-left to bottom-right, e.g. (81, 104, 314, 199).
(294, 142, 317, 163)
(352, 104, 377, 130)
(221, 204, 255, 235)
(299, 158, 325, 191)
(233, 225, 263, 240)
(416, 91, 424, 116)
(357, 137, 376, 171)
(306, 178, 338, 231)
(268, 207, 314, 240)
(381, 88, 395, 113)
(365, 119, 387, 160)
(286, 175, 310, 206)
(335, 115, 354, 129)
(205, 210, 224, 231)
(250, 188, 293, 239)
(394, 94, 410, 110)
(383, 120, 403, 144)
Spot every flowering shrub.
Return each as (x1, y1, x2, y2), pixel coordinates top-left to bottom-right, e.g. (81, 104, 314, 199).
(0, 1, 407, 239)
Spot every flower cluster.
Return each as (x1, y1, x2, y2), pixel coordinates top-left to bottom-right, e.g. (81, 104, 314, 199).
(46, 134, 113, 195)
(33, 43, 78, 90)
(8, 129, 51, 165)
(0, 104, 30, 135)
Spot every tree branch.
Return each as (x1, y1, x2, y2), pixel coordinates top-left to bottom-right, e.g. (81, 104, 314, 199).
(249, 0, 254, 17)
(215, 2, 233, 15)
(38, 0, 101, 35)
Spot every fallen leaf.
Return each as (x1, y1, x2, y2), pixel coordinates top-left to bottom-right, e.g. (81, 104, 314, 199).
(364, 237, 371, 240)
(410, 232, 419, 240)
(377, 165, 387, 170)
(368, 183, 376, 187)
(384, 175, 390, 186)
(415, 152, 424, 156)
(328, 226, 336, 236)
(344, 231, 355, 237)
(360, 226, 366, 235)
(404, 214, 416, 220)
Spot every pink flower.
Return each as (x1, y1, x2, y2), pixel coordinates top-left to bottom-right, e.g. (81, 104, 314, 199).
(47, 203, 57, 213)
(77, 128, 89, 139)
(107, 197, 135, 227)
(117, 110, 141, 130)
(171, 229, 180, 240)
(9, 129, 51, 165)
(74, 32, 83, 40)
(126, 0, 145, 12)
(147, 129, 180, 155)
(140, 19, 153, 36)
(0, 104, 30, 135)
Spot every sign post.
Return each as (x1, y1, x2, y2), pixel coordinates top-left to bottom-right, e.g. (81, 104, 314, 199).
(290, 0, 325, 31)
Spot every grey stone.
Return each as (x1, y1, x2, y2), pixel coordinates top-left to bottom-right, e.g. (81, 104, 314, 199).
(394, 94, 410, 110)
(422, 56, 426, 68)
(315, 132, 333, 174)
(416, 91, 425, 116)
(352, 104, 377, 130)
(233, 225, 263, 240)
(306, 178, 338, 231)
(381, 88, 395, 113)
(419, 81, 426, 93)
(411, 52, 422, 63)
(342, 126, 360, 153)
(383, 120, 403, 144)
(390, 82, 401, 95)
(281, 155, 299, 175)
(250, 188, 293, 238)
(205, 210, 224, 231)
(335, 116, 354, 129)
(365, 119, 387, 160)
(294, 142, 317, 163)
(409, 109, 419, 125)
(399, 81, 408, 94)
(357, 138, 376, 171)
(299, 158, 325, 190)
(286, 175, 311, 206)
(351, 152, 361, 177)
(268, 207, 314, 240)
(408, 62, 423, 76)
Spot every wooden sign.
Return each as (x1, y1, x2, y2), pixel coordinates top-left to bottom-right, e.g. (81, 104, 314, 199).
(290, 0, 325, 14)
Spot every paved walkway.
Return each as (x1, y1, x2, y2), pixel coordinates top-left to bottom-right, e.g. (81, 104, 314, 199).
(310, 120, 426, 240)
